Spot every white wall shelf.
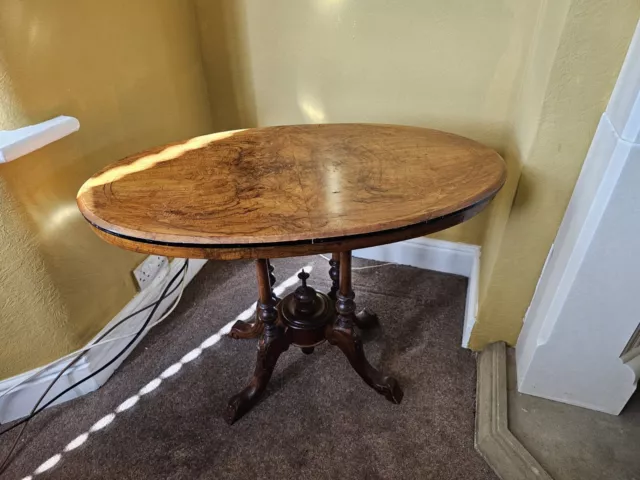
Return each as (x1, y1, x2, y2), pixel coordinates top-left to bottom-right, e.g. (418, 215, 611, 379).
(0, 115, 80, 164)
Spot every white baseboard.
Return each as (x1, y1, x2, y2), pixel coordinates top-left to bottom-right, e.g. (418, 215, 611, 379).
(0, 258, 207, 424)
(354, 237, 480, 348)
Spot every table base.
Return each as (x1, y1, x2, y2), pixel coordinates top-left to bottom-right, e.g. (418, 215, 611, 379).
(228, 309, 379, 341)
(225, 252, 403, 425)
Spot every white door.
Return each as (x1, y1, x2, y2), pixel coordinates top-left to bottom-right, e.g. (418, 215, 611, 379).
(515, 20, 640, 415)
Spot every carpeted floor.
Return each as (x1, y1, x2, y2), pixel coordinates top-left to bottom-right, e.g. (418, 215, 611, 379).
(1, 256, 496, 479)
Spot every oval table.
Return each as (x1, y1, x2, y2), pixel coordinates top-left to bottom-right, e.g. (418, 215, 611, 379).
(77, 123, 506, 425)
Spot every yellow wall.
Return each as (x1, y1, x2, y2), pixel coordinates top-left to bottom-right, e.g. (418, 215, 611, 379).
(0, 0, 212, 379)
(195, 0, 639, 350)
(195, 0, 540, 246)
(470, 0, 640, 349)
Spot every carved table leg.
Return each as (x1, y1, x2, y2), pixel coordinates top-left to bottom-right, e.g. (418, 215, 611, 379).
(326, 251, 403, 404)
(228, 260, 279, 339)
(228, 317, 264, 339)
(327, 252, 379, 329)
(225, 259, 289, 424)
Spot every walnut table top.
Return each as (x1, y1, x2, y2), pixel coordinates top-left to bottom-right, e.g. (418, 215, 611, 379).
(77, 124, 505, 259)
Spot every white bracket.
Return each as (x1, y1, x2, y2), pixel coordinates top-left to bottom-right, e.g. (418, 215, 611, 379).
(0, 115, 80, 163)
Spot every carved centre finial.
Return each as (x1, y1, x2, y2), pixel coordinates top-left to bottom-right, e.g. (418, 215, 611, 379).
(298, 269, 310, 288)
(294, 269, 315, 315)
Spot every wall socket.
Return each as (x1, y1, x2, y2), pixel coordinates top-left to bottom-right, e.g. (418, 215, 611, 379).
(133, 255, 169, 291)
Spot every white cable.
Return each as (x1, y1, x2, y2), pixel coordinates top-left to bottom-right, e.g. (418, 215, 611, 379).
(352, 262, 395, 270)
(0, 260, 188, 404)
(85, 260, 189, 348)
(318, 254, 395, 270)
(93, 264, 188, 348)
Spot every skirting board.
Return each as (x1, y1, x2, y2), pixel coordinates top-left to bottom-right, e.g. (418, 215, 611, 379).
(0, 258, 207, 424)
(354, 236, 480, 348)
(476, 342, 552, 479)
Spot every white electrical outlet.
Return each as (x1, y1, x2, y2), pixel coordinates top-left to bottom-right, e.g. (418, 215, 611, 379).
(133, 255, 169, 291)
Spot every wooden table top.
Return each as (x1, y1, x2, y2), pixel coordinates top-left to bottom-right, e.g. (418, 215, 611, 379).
(77, 124, 505, 259)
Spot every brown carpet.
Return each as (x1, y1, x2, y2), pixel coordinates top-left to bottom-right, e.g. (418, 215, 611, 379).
(1, 256, 496, 479)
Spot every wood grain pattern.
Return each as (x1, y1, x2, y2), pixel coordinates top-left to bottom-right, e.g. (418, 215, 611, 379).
(77, 124, 506, 252)
(87, 198, 490, 260)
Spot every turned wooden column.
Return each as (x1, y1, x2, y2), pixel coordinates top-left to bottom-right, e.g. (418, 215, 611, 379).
(335, 252, 356, 330)
(328, 253, 340, 300)
(328, 252, 378, 329)
(267, 259, 280, 303)
(257, 259, 279, 341)
(228, 259, 281, 339)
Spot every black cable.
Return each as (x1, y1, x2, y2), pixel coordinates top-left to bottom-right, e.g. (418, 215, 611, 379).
(0, 272, 183, 425)
(1, 259, 187, 437)
(0, 260, 188, 474)
(0, 353, 86, 475)
(0, 269, 184, 431)
(81, 270, 186, 348)
(0, 262, 185, 429)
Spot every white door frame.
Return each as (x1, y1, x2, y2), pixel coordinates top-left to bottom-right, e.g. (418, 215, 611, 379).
(515, 20, 640, 415)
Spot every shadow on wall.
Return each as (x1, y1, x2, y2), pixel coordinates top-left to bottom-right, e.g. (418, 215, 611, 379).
(193, 0, 535, 248)
(194, 0, 257, 132)
(0, 0, 213, 379)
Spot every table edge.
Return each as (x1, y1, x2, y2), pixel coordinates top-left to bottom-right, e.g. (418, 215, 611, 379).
(86, 196, 494, 260)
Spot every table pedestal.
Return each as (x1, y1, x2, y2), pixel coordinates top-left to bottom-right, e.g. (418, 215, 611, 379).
(225, 252, 403, 425)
